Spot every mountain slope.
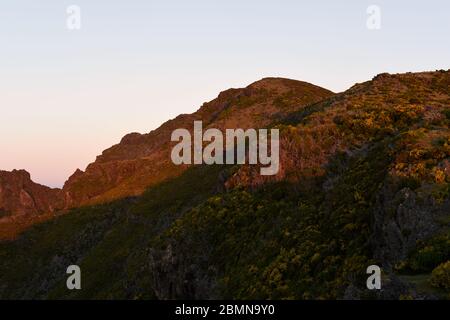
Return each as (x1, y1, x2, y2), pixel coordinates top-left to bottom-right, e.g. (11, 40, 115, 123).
(0, 78, 332, 238)
(62, 78, 333, 208)
(0, 71, 449, 300)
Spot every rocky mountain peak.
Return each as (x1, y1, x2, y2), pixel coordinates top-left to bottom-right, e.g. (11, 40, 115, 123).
(0, 169, 64, 219)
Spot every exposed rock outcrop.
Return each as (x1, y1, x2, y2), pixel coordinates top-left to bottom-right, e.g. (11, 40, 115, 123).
(0, 170, 64, 220)
(62, 78, 333, 208)
(0, 78, 333, 237)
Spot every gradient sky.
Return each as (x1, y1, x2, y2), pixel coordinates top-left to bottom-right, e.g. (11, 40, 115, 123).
(1, 0, 449, 188)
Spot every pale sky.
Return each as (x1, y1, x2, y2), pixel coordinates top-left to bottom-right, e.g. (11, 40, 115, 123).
(1, 0, 449, 188)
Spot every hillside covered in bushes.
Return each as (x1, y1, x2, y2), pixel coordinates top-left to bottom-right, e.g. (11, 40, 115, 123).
(0, 71, 449, 299)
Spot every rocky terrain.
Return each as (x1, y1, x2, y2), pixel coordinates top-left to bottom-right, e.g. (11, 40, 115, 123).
(0, 170, 65, 217)
(0, 71, 449, 300)
(61, 78, 333, 207)
(0, 78, 333, 219)
(0, 170, 66, 240)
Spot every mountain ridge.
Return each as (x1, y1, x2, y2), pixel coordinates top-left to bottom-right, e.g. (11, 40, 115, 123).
(0, 77, 333, 226)
(0, 70, 449, 299)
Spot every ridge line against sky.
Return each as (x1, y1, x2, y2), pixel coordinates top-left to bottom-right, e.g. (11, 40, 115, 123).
(1, 0, 449, 188)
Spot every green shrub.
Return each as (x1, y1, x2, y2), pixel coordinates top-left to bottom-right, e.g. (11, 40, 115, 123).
(430, 261, 450, 290)
(405, 234, 450, 273)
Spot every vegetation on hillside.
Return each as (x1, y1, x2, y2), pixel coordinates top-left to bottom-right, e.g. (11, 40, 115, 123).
(0, 71, 449, 300)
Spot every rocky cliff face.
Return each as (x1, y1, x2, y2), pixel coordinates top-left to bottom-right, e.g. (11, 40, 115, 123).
(0, 78, 333, 231)
(0, 170, 64, 219)
(61, 78, 333, 208)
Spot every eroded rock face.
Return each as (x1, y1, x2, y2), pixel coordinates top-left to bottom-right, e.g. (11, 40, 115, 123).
(1, 78, 333, 228)
(147, 244, 219, 299)
(372, 187, 449, 269)
(0, 170, 64, 219)
(62, 78, 333, 208)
